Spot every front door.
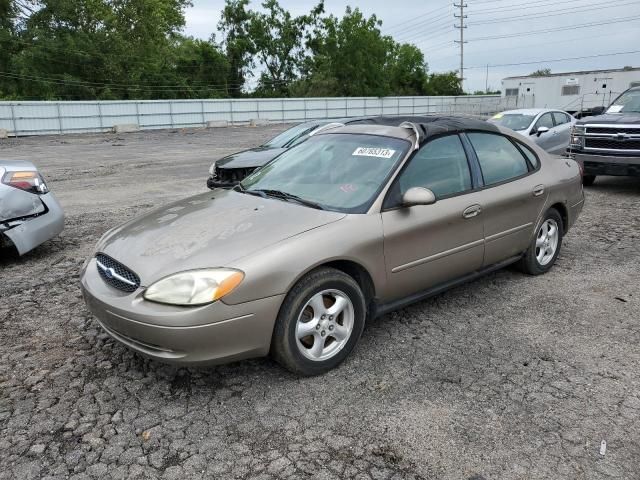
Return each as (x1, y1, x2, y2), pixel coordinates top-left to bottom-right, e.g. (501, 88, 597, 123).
(381, 134, 484, 302)
(531, 112, 556, 153)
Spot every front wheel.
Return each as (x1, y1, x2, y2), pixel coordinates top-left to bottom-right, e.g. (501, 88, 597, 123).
(517, 208, 563, 275)
(583, 175, 596, 186)
(271, 267, 366, 376)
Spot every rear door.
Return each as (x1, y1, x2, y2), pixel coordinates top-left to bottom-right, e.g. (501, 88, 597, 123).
(550, 111, 573, 154)
(381, 134, 484, 301)
(465, 132, 547, 267)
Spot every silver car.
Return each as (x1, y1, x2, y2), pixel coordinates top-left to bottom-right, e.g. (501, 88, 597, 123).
(488, 108, 576, 155)
(0, 160, 64, 255)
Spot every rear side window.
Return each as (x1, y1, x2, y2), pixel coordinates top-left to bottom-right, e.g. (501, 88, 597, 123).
(398, 135, 472, 198)
(467, 133, 529, 185)
(517, 142, 540, 169)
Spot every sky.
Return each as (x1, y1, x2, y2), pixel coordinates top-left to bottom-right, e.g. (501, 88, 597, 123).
(184, 0, 640, 93)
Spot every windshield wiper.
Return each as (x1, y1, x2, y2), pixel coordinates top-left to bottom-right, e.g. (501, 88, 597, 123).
(247, 189, 325, 210)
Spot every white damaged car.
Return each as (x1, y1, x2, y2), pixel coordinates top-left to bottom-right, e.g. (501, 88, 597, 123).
(0, 160, 64, 255)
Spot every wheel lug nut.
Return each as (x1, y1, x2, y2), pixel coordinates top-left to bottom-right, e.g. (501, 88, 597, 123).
(316, 325, 320, 330)
(329, 316, 333, 320)
(329, 325, 334, 331)
(321, 331, 326, 336)
(321, 315, 326, 319)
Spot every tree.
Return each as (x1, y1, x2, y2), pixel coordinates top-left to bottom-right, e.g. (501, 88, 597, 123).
(424, 71, 463, 96)
(386, 43, 429, 96)
(4, 0, 233, 100)
(249, 0, 324, 96)
(218, 0, 254, 97)
(300, 7, 394, 97)
(530, 68, 551, 77)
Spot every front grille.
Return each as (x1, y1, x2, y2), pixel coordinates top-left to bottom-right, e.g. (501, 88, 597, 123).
(586, 126, 640, 135)
(215, 166, 257, 185)
(95, 253, 140, 293)
(585, 138, 640, 150)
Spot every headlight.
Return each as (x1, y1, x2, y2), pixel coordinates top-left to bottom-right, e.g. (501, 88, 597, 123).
(144, 269, 244, 306)
(570, 126, 585, 148)
(208, 161, 217, 176)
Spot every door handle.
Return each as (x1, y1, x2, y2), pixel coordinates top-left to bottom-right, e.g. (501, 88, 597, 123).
(533, 184, 545, 196)
(462, 204, 482, 219)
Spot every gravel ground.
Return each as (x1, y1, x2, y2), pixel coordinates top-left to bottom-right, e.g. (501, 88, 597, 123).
(1, 126, 639, 480)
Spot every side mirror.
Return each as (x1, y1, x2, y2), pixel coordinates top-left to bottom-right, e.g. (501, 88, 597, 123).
(536, 126, 550, 136)
(591, 106, 605, 116)
(402, 187, 436, 207)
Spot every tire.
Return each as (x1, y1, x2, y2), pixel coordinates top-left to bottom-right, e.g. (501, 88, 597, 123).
(517, 208, 564, 275)
(583, 175, 596, 186)
(271, 267, 366, 376)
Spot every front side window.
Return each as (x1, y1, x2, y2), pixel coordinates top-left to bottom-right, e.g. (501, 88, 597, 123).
(468, 133, 529, 186)
(242, 134, 410, 213)
(397, 135, 472, 199)
(534, 113, 555, 131)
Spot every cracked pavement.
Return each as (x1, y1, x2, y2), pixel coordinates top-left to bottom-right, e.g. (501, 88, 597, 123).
(1, 126, 639, 479)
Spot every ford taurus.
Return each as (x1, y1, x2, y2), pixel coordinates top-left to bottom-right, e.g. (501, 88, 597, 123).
(81, 117, 584, 375)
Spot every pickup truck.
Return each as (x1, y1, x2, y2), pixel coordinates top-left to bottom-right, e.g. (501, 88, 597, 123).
(568, 86, 640, 185)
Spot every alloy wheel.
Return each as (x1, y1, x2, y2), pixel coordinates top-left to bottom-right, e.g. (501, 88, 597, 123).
(295, 289, 355, 361)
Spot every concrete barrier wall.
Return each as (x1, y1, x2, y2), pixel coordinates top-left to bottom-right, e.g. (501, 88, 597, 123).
(0, 95, 517, 136)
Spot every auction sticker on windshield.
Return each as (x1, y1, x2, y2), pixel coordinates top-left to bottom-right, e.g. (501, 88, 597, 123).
(352, 147, 396, 158)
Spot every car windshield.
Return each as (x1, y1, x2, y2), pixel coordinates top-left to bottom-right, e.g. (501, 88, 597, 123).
(488, 113, 536, 131)
(241, 134, 410, 213)
(607, 89, 640, 113)
(262, 123, 319, 148)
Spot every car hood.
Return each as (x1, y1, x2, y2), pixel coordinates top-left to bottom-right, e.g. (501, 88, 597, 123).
(96, 190, 345, 285)
(216, 146, 287, 169)
(578, 113, 640, 125)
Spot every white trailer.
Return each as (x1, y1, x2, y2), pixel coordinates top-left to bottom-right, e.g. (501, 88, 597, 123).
(500, 67, 640, 114)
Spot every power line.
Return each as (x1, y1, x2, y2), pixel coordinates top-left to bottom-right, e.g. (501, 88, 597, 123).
(390, 12, 452, 42)
(468, 0, 605, 15)
(464, 50, 640, 70)
(468, 15, 640, 42)
(382, 5, 451, 33)
(468, 0, 638, 26)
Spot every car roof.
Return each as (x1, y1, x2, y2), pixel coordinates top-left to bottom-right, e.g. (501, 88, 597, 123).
(317, 115, 500, 141)
(499, 108, 566, 115)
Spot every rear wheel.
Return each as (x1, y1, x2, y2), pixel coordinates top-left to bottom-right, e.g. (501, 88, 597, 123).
(517, 208, 563, 275)
(583, 175, 596, 186)
(271, 267, 366, 376)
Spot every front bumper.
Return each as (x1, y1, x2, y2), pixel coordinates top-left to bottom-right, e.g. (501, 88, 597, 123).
(1, 193, 64, 255)
(81, 258, 284, 365)
(571, 152, 640, 177)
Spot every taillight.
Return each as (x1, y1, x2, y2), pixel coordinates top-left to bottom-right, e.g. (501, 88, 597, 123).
(1, 171, 49, 194)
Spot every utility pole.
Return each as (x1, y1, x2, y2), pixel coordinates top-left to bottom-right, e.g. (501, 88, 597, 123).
(454, 2, 467, 92)
(485, 64, 489, 93)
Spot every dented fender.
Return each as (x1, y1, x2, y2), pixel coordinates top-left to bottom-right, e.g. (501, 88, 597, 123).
(2, 193, 64, 255)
